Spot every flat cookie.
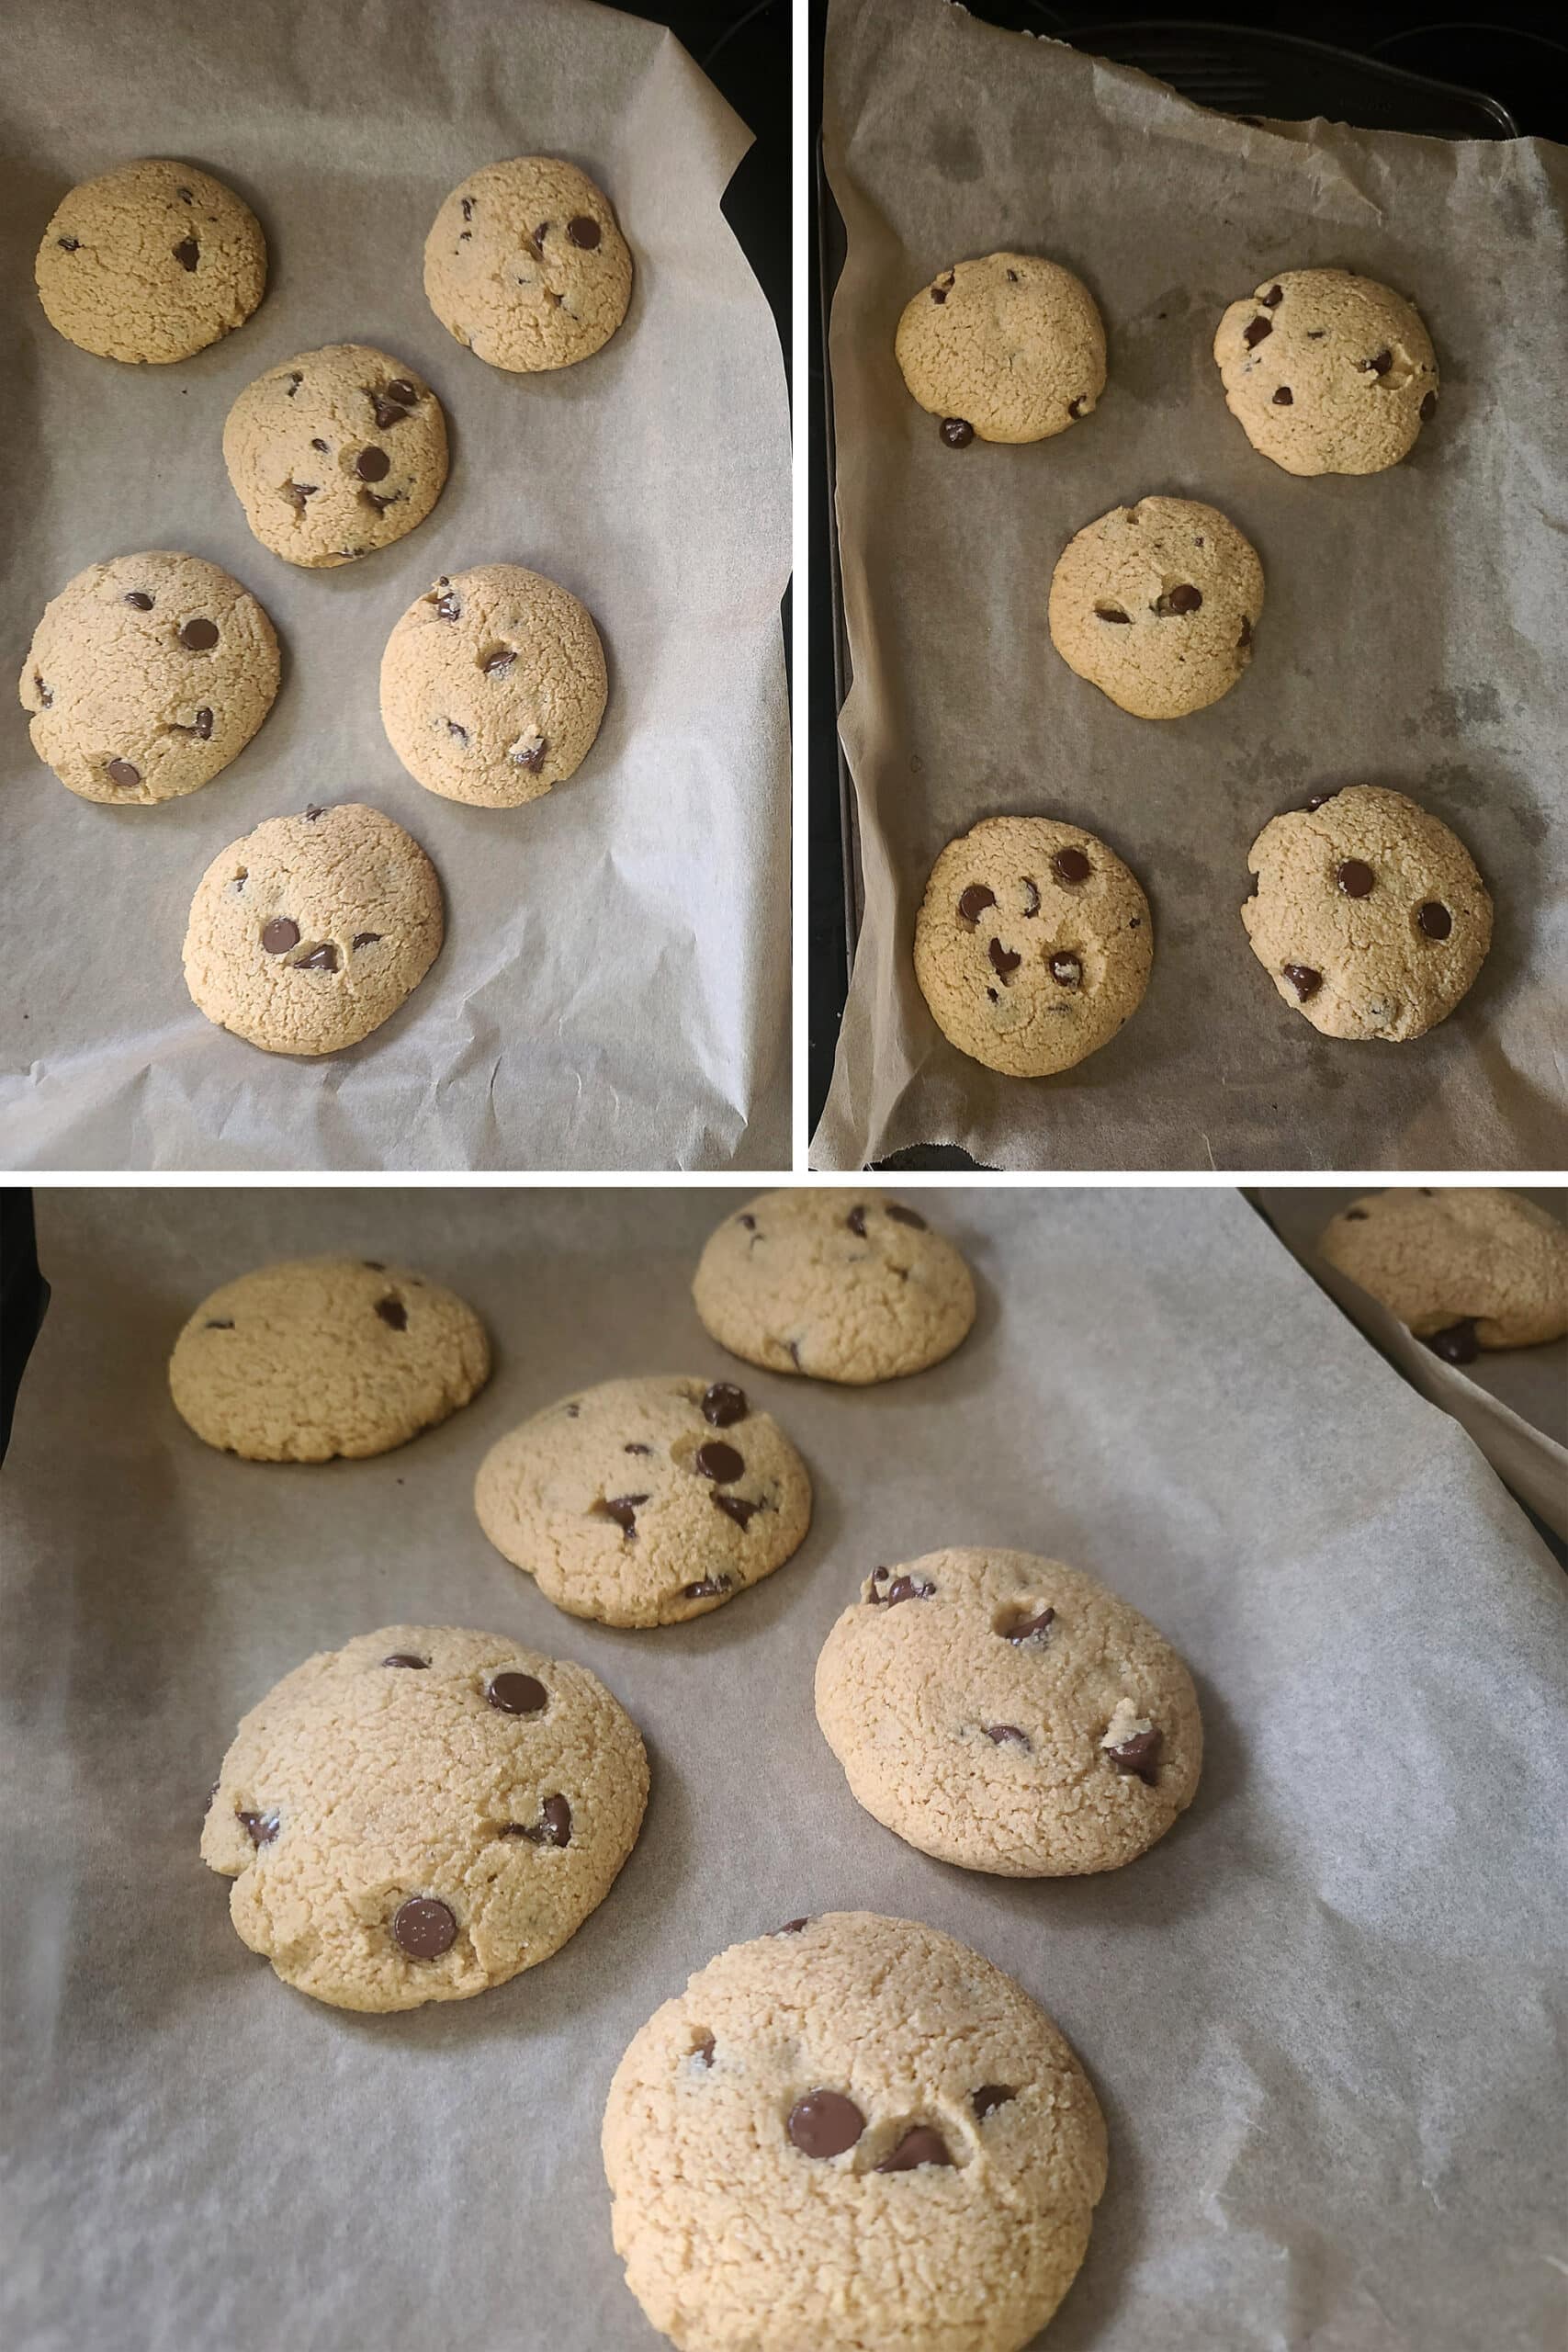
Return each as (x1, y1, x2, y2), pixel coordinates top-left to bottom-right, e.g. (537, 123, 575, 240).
(604, 1910, 1107, 2352)
(816, 1548, 1201, 1876)
(169, 1256, 490, 1460)
(35, 158, 265, 364)
(474, 1375, 811, 1628)
(914, 815, 1152, 1078)
(894, 252, 1106, 446)
(1243, 784, 1491, 1042)
(202, 1625, 648, 2011)
(18, 551, 279, 806)
(379, 564, 607, 806)
(183, 801, 444, 1056)
(693, 1190, 976, 1385)
(424, 156, 633, 372)
(222, 344, 448, 569)
(1213, 268, 1438, 477)
(1049, 496, 1263, 719)
(1320, 1189, 1567, 1358)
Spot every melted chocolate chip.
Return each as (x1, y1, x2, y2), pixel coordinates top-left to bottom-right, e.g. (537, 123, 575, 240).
(972, 2085, 1015, 2120)
(1238, 616, 1254, 650)
(1154, 583, 1202, 616)
(57, 235, 79, 251)
(1426, 1318, 1478, 1366)
(876, 2126, 953, 2172)
(239, 1809, 278, 1846)
(355, 446, 390, 482)
(1261, 284, 1283, 307)
(124, 591, 154, 611)
(483, 649, 516, 676)
(1362, 349, 1393, 376)
(1344, 1209, 1370, 1223)
(957, 883, 997, 923)
(1306, 791, 1338, 812)
(597, 1495, 649, 1537)
(296, 943, 339, 972)
(1108, 1725, 1162, 1782)
(310, 437, 330, 453)
(1272, 385, 1293, 406)
(460, 197, 473, 220)
(881, 1574, 934, 1608)
(702, 1382, 749, 1427)
(362, 489, 396, 515)
(487, 1672, 547, 1716)
(1417, 902, 1452, 940)
(385, 379, 418, 406)
(392, 1895, 457, 1959)
(371, 395, 410, 429)
(694, 1440, 744, 1484)
(691, 2034, 716, 2067)
(383, 1654, 428, 1668)
(434, 588, 461, 621)
(204, 1318, 234, 1330)
(375, 1296, 408, 1331)
(1049, 953, 1082, 989)
(510, 734, 547, 772)
(987, 939, 1021, 981)
(683, 1573, 734, 1598)
(518, 1794, 571, 1847)
(983, 1724, 1031, 1747)
(625, 1442, 652, 1455)
(1243, 315, 1272, 348)
(1053, 847, 1092, 886)
(261, 918, 299, 955)
(353, 932, 381, 949)
(713, 1494, 761, 1530)
(1282, 964, 1322, 1001)
(1095, 603, 1132, 624)
(941, 417, 975, 447)
(999, 1605, 1055, 1645)
(787, 2092, 864, 2160)
(776, 1917, 810, 1935)
(1067, 396, 1085, 418)
(886, 1204, 927, 1229)
(179, 617, 219, 651)
(847, 1204, 868, 1236)
(1420, 390, 1438, 422)
(190, 707, 214, 740)
(1337, 859, 1375, 899)
(284, 481, 318, 508)
(739, 1214, 756, 1230)
(174, 238, 200, 271)
(567, 215, 602, 249)
(446, 720, 468, 744)
(105, 760, 141, 789)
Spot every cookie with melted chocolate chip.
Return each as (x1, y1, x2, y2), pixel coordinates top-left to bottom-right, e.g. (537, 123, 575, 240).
(35, 158, 265, 363)
(1213, 268, 1438, 476)
(424, 155, 633, 372)
(222, 344, 448, 568)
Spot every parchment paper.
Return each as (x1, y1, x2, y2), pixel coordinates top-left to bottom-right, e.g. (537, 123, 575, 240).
(4, 1184, 1565, 2352)
(0, 0, 791, 1171)
(814, 0, 1568, 1170)
(1256, 1184, 1567, 1537)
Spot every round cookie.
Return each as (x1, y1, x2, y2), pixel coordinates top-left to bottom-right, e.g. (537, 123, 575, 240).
(423, 156, 633, 373)
(379, 564, 607, 806)
(894, 252, 1106, 446)
(914, 815, 1152, 1079)
(693, 1190, 975, 1385)
(183, 801, 444, 1056)
(169, 1256, 490, 1461)
(202, 1625, 648, 2012)
(816, 1548, 1201, 1877)
(1213, 268, 1438, 477)
(1048, 496, 1263, 719)
(18, 551, 279, 806)
(604, 1910, 1107, 2352)
(475, 1375, 811, 1628)
(35, 158, 265, 364)
(1320, 1189, 1567, 1359)
(221, 344, 448, 569)
(1242, 784, 1491, 1043)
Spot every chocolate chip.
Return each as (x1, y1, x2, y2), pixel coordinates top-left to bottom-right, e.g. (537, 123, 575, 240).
(296, 943, 339, 972)
(238, 1809, 279, 1845)
(876, 2126, 953, 2172)
(972, 2085, 1015, 2120)
(174, 238, 199, 271)
(886, 1204, 927, 1229)
(355, 446, 390, 482)
(567, 215, 602, 249)
(205, 1781, 219, 1814)
(564, 1401, 581, 1416)
(1067, 396, 1085, 418)
(383, 1653, 428, 1668)
(461, 197, 473, 220)
(353, 932, 381, 949)
(787, 2092, 863, 2160)
(1362, 349, 1393, 375)
(625, 1442, 652, 1455)
(691, 2034, 716, 2067)
(1053, 847, 1092, 886)
(1049, 953, 1082, 989)
(384, 379, 418, 407)
(392, 1895, 457, 1959)
(261, 918, 299, 955)
(1109, 1726, 1162, 1781)
(1344, 1209, 1369, 1222)
(683, 1572, 734, 1597)
(1418, 902, 1452, 940)
(124, 591, 154, 610)
(446, 720, 468, 744)
(597, 1495, 649, 1537)
(846, 1204, 868, 1236)
(694, 1440, 744, 1484)
(941, 417, 975, 447)
(1282, 964, 1322, 1001)
(105, 759, 141, 789)
(310, 437, 330, 454)
(192, 707, 214, 740)
(1261, 283, 1283, 307)
(286, 372, 302, 393)
(984, 1724, 1031, 1747)
(375, 1295, 408, 1330)
(1272, 386, 1293, 405)
(370, 395, 409, 428)
(363, 1261, 385, 1270)
(179, 617, 219, 651)
(739, 1214, 756, 1230)
(1154, 583, 1202, 616)
(1243, 315, 1272, 347)
(1306, 791, 1338, 812)
(57, 235, 79, 251)
(1426, 1318, 1479, 1365)
(957, 883, 996, 923)
(701, 1382, 749, 1427)
(931, 286, 948, 304)
(434, 588, 461, 621)
(1000, 1605, 1055, 1645)
(776, 1917, 810, 1935)
(713, 1494, 761, 1530)
(1238, 616, 1253, 650)
(33, 674, 52, 708)
(361, 490, 395, 515)
(284, 481, 318, 508)
(204, 1318, 234, 1330)
(1094, 603, 1131, 624)
(483, 649, 516, 676)
(882, 1574, 934, 1607)
(1337, 859, 1375, 899)
(1420, 390, 1438, 421)
(509, 734, 547, 772)
(987, 939, 1021, 981)
(517, 1794, 572, 1847)
(487, 1671, 547, 1716)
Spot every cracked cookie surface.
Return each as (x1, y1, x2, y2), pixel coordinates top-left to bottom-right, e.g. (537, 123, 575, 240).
(169, 1254, 490, 1460)
(915, 815, 1152, 1078)
(1320, 1189, 1567, 1351)
(1213, 268, 1438, 477)
(423, 155, 633, 372)
(202, 1624, 648, 2011)
(35, 158, 265, 363)
(182, 800, 444, 1056)
(379, 563, 607, 805)
(603, 1909, 1107, 2352)
(1242, 784, 1491, 1042)
(474, 1375, 811, 1627)
(1047, 495, 1263, 718)
(693, 1190, 976, 1385)
(816, 1548, 1201, 1876)
(222, 344, 448, 568)
(19, 550, 279, 805)
(895, 252, 1106, 445)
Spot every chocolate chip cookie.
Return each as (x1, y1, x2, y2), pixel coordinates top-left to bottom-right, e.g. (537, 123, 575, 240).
(816, 1547, 1202, 1876)
(19, 551, 279, 805)
(203, 1626, 648, 2011)
(1213, 269, 1438, 476)
(1320, 1189, 1567, 1358)
(1242, 785, 1492, 1042)
(604, 1910, 1107, 2352)
(474, 1375, 811, 1628)
(424, 156, 633, 372)
(894, 251, 1106, 445)
(1048, 496, 1264, 718)
(221, 344, 448, 568)
(35, 158, 265, 364)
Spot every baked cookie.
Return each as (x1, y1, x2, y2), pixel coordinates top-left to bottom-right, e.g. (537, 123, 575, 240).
(1213, 268, 1438, 477)
(169, 1256, 490, 1460)
(379, 564, 607, 806)
(222, 344, 448, 569)
(35, 158, 265, 364)
(693, 1191, 976, 1385)
(1048, 496, 1263, 719)
(1243, 785, 1491, 1043)
(604, 1910, 1107, 2352)
(183, 802, 444, 1056)
(18, 551, 279, 806)
(1320, 1189, 1567, 1361)
(894, 252, 1106, 446)
(914, 816, 1152, 1079)
(816, 1548, 1201, 1876)
(423, 156, 633, 372)
(474, 1376, 811, 1628)
(202, 1625, 648, 2012)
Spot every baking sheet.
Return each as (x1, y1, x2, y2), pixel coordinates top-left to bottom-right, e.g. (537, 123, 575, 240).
(4, 1183, 1565, 2352)
(813, 0, 1568, 1170)
(1256, 1184, 1567, 1537)
(0, 0, 791, 1171)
